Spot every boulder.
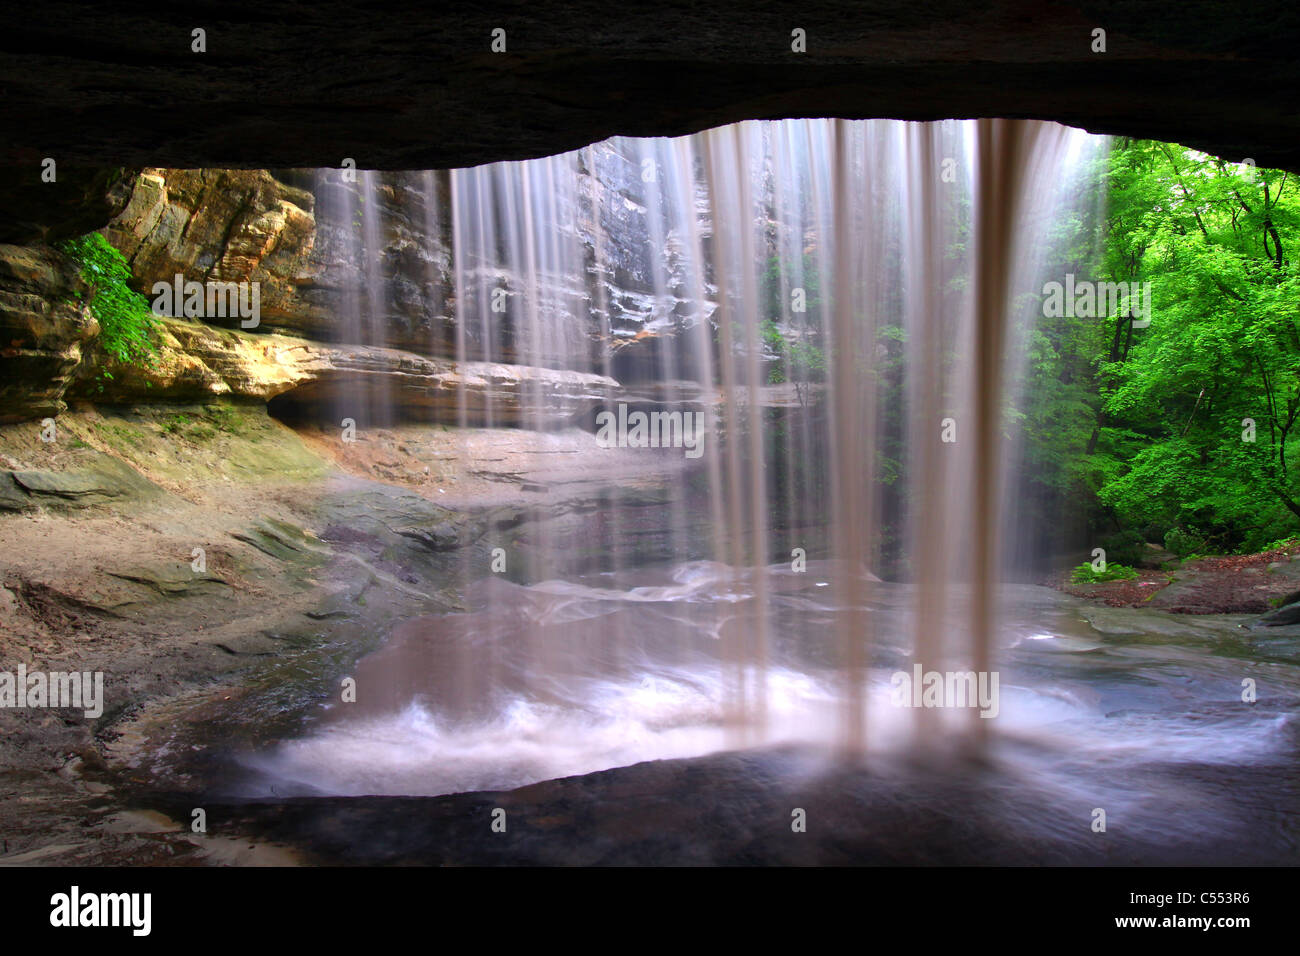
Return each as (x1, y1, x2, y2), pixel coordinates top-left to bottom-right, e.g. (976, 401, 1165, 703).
(1, 453, 162, 509)
(1257, 602, 1300, 626)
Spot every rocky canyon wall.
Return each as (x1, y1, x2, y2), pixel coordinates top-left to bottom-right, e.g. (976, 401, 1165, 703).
(0, 141, 729, 424)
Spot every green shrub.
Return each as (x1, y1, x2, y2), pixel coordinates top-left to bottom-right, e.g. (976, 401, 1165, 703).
(1164, 527, 1205, 558)
(57, 232, 158, 365)
(1070, 561, 1140, 584)
(1260, 534, 1300, 553)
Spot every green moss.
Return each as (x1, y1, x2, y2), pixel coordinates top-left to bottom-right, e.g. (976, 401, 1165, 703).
(157, 406, 250, 443)
(92, 419, 147, 450)
(160, 413, 191, 435)
(1260, 535, 1300, 553)
(203, 404, 247, 435)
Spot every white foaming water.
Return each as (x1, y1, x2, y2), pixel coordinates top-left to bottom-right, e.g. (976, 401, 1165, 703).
(239, 561, 1297, 799)
(246, 665, 844, 797)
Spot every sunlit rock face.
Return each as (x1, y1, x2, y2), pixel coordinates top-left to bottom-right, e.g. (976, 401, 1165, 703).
(93, 152, 714, 370)
(0, 245, 97, 423)
(0, 150, 716, 422)
(104, 170, 319, 334)
(263, 351, 621, 427)
(71, 316, 618, 427)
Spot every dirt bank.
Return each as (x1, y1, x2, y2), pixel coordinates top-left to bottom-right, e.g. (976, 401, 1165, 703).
(1054, 542, 1300, 615)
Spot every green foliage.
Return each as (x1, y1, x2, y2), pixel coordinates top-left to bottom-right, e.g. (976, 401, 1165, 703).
(758, 252, 829, 397)
(1070, 562, 1140, 584)
(1026, 139, 1300, 556)
(760, 252, 823, 320)
(763, 318, 828, 388)
(1259, 534, 1300, 553)
(57, 232, 158, 366)
(1099, 143, 1300, 552)
(1164, 527, 1205, 557)
(1010, 148, 1111, 547)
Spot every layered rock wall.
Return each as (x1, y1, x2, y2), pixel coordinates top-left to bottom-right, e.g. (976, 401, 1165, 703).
(0, 149, 728, 422)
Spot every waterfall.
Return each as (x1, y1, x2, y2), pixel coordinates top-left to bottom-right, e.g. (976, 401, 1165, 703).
(256, 118, 1106, 795)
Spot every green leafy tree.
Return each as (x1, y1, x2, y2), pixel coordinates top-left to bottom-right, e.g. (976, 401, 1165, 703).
(1079, 141, 1300, 552)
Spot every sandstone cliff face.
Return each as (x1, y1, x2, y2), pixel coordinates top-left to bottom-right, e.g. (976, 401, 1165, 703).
(104, 169, 320, 334)
(0, 166, 137, 247)
(87, 151, 721, 393)
(103, 155, 712, 360)
(307, 171, 454, 357)
(0, 141, 738, 422)
(0, 244, 97, 423)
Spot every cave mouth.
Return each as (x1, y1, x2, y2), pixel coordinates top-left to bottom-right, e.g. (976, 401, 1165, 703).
(6, 108, 1299, 870)
(265, 389, 314, 428)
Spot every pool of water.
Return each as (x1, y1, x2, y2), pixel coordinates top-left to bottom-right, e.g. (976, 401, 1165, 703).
(169, 561, 1287, 860)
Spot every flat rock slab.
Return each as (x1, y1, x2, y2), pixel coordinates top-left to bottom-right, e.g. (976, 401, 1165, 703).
(4, 454, 162, 508)
(231, 518, 330, 564)
(106, 562, 231, 595)
(132, 745, 1299, 867)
